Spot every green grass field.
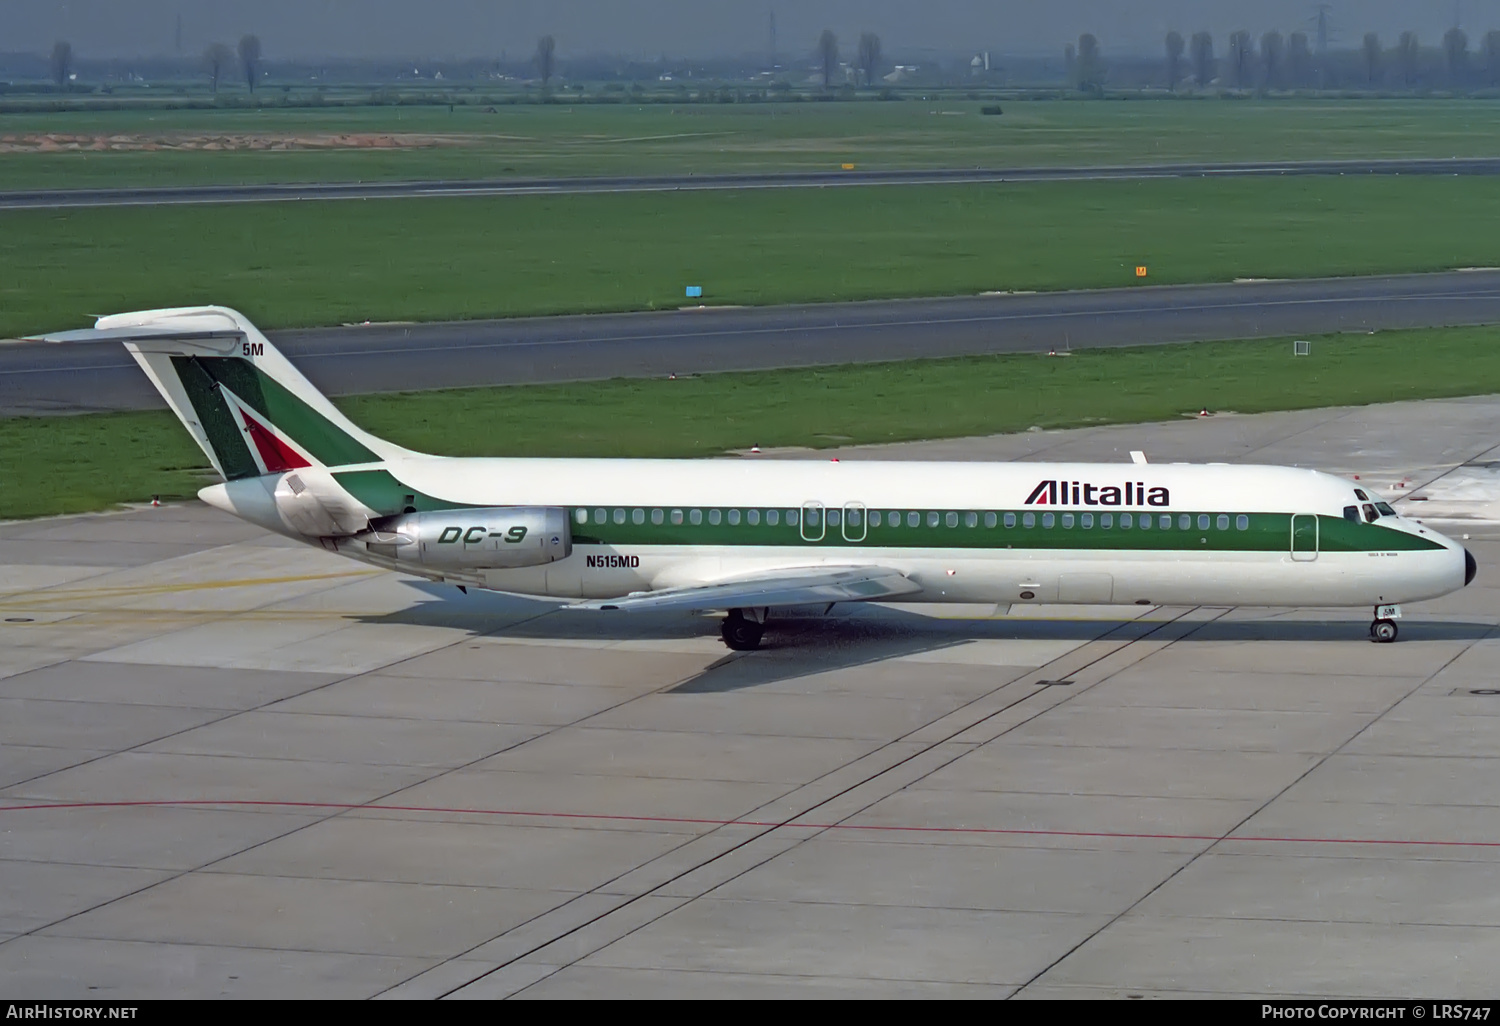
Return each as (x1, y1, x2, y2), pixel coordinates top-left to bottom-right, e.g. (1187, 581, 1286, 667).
(1, 99, 1498, 190)
(5, 325, 1499, 520)
(4, 174, 1499, 338)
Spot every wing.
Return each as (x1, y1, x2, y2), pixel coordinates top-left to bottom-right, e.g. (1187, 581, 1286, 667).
(565, 565, 923, 613)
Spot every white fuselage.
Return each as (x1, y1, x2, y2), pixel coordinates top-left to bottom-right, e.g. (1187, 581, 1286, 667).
(204, 455, 1472, 610)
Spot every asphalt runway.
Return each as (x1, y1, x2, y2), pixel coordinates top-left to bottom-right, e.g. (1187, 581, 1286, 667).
(2, 398, 1498, 997)
(6, 270, 1500, 416)
(5, 157, 1500, 209)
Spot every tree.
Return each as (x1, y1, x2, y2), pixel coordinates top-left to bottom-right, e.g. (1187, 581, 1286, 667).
(1075, 33, 1102, 91)
(238, 35, 262, 93)
(1190, 31, 1214, 88)
(1228, 29, 1254, 88)
(1288, 31, 1312, 87)
(1396, 31, 1419, 87)
(1165, 31, 1184, 91)
(1485, 30, 1500, 87)
(1362, 33, 1381, 86)
(535, 35, 556, 90)
(204, 43, 233, 94)
(856, 32, 882, 86)
(50, 40, 72, 87)
(1260, 31, 1284, 89)
(1444, 27, 1469, 87)
(817, 29, 838, 88)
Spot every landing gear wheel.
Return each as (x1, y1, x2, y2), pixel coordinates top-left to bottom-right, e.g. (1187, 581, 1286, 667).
(1370, 619, 1398, 643)
(721, 610, 765, 651)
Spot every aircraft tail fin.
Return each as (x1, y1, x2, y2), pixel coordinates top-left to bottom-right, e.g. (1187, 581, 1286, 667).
(32, 306, 410, 480)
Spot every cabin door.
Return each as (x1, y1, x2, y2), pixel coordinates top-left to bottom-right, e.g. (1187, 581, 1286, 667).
(800, 502, 825, 542)
(842, 503, 867, 542)
(1290, 514, 1319, 562)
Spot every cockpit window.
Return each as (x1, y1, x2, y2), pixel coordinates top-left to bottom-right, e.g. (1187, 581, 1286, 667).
(1362, 503, 1378, 523)
(1375, 502, 1397, 517)
(1343, 505, 1359, 522)
(1354, 489, 1370, 501)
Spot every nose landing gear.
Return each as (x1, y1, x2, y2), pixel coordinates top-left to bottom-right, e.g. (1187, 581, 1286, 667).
(1369, 602, 1399, 643)
(720, 608, 766, 651)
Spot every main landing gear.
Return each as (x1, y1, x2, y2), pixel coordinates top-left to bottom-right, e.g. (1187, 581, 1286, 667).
(1369, 604, 1400, 643)
(720, 608, 766, 651)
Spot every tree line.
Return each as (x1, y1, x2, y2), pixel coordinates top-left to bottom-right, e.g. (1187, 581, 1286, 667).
(1071, 26, 1500, 91)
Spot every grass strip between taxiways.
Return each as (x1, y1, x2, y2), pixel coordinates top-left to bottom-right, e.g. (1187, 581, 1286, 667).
(3, 324, 1497, 520)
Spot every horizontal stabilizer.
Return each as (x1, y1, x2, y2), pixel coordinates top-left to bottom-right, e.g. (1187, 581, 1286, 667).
(566, 564, 922, 613)
(25, 324, 244, 348)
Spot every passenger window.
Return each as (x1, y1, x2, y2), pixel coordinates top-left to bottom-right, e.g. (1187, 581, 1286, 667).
(575, 508, 588, 524)
(965, 512, 978, 528)
(1197, 514, 1209, 531)
(709, 509, 722, 525)
(945, 512, 958, 528)
(747, 509, 760, 525)
(1101, 513, 1113, 529)
(690, 509, 702, 525)
(767, 509, 779, 526)
(1003, 512, 1016, 528)
(845, 509, 860, 527)
(1139, 514, 1150, 530)
(1061, 513, 1075, 529)
(804, 509, 817, 526)
(1178, 514, 1191, 531)
(1217, 514, 1229, 530)
(1236, 514, 1249, 530)
(1121, 512, 1132, 529)
(614, 509, 627, 525)
(1042, 513, 1055, 529)
(632, 509, 645, 525)
(786, 510, 799, 526)
(908, 511, 920, 527)
(1081, 513, 1094, 529)
(927, 512, 940, 528)
(1161, 515, 1173, 530)
(728, 509, 742, 525)
(670, 509, 683, 525)
(1022, 512, 1035, 528)
(651, 509, 664, 525)
(595, 508, 607, 524)
(984, 512, 998, 528)
(828, 509, 841, 527)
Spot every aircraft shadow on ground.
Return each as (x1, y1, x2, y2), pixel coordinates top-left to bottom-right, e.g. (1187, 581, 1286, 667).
(354, 582, 1497, 694)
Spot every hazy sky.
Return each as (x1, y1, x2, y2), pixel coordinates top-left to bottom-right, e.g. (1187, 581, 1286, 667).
(4, 2, 1493, 60)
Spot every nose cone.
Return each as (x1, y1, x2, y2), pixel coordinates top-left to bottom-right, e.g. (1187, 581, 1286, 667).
(1466, 548, 1478, 586)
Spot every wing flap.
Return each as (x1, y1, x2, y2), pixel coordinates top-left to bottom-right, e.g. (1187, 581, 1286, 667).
(566, 565, 922, 613)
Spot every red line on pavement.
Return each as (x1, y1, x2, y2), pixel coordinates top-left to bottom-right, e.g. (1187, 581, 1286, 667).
(2, 798, 1498, 848)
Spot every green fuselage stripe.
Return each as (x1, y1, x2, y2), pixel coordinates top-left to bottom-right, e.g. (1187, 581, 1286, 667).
(568, 508, 1443, 553)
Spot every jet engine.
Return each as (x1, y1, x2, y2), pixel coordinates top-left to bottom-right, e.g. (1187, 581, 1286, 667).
(355, 507, 571, 569)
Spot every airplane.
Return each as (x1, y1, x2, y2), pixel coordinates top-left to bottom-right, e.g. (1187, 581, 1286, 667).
(33, 305, 1476, 650)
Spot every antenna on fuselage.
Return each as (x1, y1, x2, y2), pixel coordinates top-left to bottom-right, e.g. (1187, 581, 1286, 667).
(1130, 451, 1148, 464)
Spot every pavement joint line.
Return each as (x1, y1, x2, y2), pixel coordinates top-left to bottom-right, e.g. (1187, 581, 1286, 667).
(389, 620, 1130, 995)
(1007, 616, 1500, 998)
(0, 597, 583, 953)
(434, 607, 1223, 998)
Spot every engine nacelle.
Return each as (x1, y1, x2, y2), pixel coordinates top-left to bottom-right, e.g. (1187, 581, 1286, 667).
(356, 507, 571, 570)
